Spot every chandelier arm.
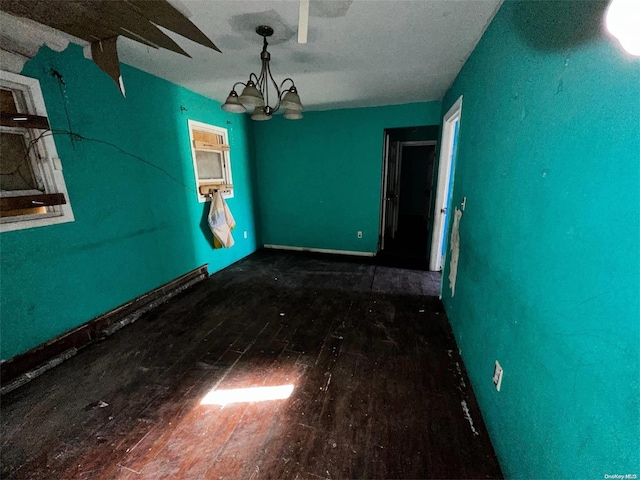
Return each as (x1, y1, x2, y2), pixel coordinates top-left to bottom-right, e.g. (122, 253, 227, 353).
(266, 62, 281, 113)
(249, 72, 260, 85)
(279, 78, 296, 94)
(232, 81, 246, 91)
(259, 59, 268, 90)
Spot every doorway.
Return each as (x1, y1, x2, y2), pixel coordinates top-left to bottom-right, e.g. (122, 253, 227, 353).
(379, 126, 439, 269)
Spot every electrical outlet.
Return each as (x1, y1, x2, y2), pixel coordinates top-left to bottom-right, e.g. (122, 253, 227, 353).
(493, 361, 503, 391)
(357, 231, 363, 238)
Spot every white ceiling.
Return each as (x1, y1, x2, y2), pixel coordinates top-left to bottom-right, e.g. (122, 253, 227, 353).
(116, 0, 502, 111)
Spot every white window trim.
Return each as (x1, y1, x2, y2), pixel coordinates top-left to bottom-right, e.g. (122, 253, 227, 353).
(0, 70, 74, 232)
(187, 119, 233, 203)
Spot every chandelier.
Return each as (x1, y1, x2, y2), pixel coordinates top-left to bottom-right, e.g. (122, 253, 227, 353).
(221, 25, 303, 120)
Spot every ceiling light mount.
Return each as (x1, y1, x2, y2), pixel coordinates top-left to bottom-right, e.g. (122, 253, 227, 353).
(221, 25, 303, 120)
(255, 25, 274, 37)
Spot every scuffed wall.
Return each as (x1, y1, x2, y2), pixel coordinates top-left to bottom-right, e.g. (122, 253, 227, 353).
(0, 45, 259, 361)
(439, 0, 639, 477)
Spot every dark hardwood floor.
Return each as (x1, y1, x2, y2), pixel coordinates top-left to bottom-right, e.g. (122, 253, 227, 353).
(0, 249, 502, 479)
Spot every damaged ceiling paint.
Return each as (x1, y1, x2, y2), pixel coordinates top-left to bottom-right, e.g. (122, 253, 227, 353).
(112, 0, 503, 110)
(0, 11, 75, 73)
(229, 10, 295, 46)
(0, 0, 220, 94)
(1, 0, 504, 110)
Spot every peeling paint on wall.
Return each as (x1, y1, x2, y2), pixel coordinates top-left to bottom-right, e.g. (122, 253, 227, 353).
(448, 206, 463, 297)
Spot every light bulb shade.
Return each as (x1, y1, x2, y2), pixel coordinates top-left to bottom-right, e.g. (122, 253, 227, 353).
(221, 91, 247, 113)
(281, 89, 303, 111)
(239, 81, 265, 107)
(250, 107, 272, 121)
(283, 108, 303, 120)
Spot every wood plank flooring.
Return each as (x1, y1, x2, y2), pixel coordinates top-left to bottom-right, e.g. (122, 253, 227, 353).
(1, 249, 502, 479)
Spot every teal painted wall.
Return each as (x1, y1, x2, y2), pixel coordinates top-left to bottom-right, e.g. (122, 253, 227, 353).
(1, 45, 259, 361)
(253, 102, 441, 253)
(439, 1, 640, 477)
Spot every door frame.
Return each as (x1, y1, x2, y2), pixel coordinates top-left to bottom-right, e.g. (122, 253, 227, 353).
(429, 96, 463, 271)
(378, 132, 389, 252)
(378, 134, 400, 251)
(379, 138, 437, 253)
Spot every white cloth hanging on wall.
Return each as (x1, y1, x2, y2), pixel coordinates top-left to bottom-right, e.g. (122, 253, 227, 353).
(208, 191, 235, 248)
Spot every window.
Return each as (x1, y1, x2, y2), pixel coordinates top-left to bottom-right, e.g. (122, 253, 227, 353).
(188, 120, 233, 202)
(0, 71, 74, 232)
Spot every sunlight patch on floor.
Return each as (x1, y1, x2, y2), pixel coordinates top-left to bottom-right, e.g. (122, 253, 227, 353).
(200, 384, 294, 406)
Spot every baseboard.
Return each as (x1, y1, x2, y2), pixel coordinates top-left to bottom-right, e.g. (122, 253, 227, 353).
(264, 244, 376, 257)
(0, 264, 209, 395)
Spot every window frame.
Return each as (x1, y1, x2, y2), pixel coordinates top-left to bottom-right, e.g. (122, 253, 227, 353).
(0, 71, 74, 232)
(187, 119, 233, 203)
(1, 126, 46, 191)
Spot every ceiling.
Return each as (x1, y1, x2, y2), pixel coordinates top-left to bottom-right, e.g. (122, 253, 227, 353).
(114, 0, 503, 111)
